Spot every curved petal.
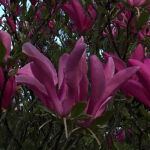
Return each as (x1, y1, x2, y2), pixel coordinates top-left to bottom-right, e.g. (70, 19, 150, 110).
(104, 57, 115, 82)
(22, 42, 58, 86)
(103, 52, 126, 71)
(64, 37, 86, 102)
(1, 76, 16, 109)
(128, 59, 150, 92)
(92, 66, 139, 116)
(130, 44, 144, 61)
(144, 59, 150, 67)
(0, 31, 11, 61)
(16, 75, 56, 111)
(17, 62, 35, 78)
(16, 75, 48, 97)
(28, 62, 63, 115)
(86, 55, 105, 114)
(122, 79, 150, 109)
(58, 53, 69, 89)
(79, 74, 88, 101)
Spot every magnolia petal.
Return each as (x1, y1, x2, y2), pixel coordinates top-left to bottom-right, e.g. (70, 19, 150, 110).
(18, 62, 35, 78)
(22, 42, 58, 86)
(86, 55, 105, 114)
(103, 52, 126, 71)
(1, 76, 16, 109)
(144, 59, 150, 67)
(0, 31, 11, 61)
(128, 59, 150, 92)
(122, 79, 150, 108)
(93, 66, 139, 116)
(104, 57, 115, 82)
(79, 74, 88, 101)
(64, 37, 86, 101)
(58, 53, 69, 89)
(130, 44, 144, 61)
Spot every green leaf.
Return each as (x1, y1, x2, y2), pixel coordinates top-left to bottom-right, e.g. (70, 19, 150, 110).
(137, 10, 149, 30)
(90, 110, 114, 129)
(0, 40, 6, 62)
(140, 106, 150, 120)
(71, 102, 87, 118)
(73, 113, 91, 121)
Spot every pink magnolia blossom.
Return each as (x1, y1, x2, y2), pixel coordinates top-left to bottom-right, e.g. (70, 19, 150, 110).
(16, 37, 138, 123)
(78, 56, 139, 127)
(62, 0, 97, 33)
(127, 0, 147, 7)
(17, 37, 88, 116)
(104, 44, 150, 109)
(0, 31, 16, 109)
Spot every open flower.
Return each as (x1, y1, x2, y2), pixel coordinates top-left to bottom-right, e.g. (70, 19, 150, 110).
(17, 37, 138, 124)
(17, 37, 88, 116)
(78, 56, 139, 127)
(104, 44, 150, 109)
(0, 31, 16, 109)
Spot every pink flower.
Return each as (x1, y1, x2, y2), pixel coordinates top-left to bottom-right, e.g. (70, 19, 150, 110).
(0, 31, 16, 109)
(104, 44, 150, 109)
(78, 56, 138, 127)
(127, 0, 147, 7)
(62, 0, 97, 33)
(17, 37, 88, 116)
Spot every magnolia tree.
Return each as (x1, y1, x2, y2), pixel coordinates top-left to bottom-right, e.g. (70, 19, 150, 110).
(0, 0, 150, 149)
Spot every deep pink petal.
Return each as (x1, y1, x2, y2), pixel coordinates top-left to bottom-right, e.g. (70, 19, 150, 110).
(130, 44, 144, 61)
(92, 66, 139, 116)
(1, 76, 16, 109)
(122, 79, 150, 108)
(0, 31, 11, 61)
(64, 37, 86, 102)
(58, 53, 69, 89)
(103, 52, 126, 71)
(144, 59, 150, 67)
(17, 62, 35, 78)
(86, 55, 105, 114)
(128, 59, 150, 92)
(22, 42, 58, 86)
(104, 57, 115, 82)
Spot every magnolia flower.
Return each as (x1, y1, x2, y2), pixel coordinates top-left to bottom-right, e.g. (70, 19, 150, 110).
(17, 37, 88, 117)
(78, 56, 139, 127)
(0, 31, 16, 109)
(127, 0, 147, 7)
(62, 0, 96, 33)
(17, 37, 138, 125)
(104, 44, 150, 109)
